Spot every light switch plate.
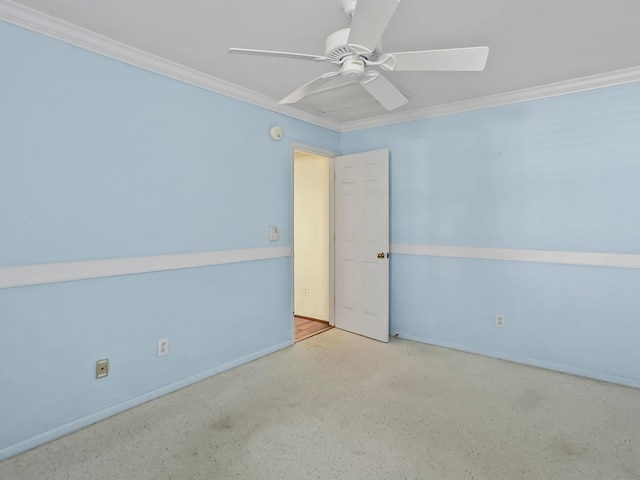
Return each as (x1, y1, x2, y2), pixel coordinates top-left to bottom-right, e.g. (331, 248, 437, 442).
(269, 225, 279, 242)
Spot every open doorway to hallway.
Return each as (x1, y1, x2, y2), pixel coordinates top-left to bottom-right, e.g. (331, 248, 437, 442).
(293, 149, 332, 342)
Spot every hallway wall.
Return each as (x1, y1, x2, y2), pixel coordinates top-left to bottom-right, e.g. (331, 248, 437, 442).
(294, 151, 330, 321)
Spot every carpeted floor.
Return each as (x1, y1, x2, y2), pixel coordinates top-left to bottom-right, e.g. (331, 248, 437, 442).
(2, 328, 639, 479)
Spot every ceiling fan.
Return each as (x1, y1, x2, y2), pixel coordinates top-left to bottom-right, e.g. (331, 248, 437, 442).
(228, 0, 489, 112)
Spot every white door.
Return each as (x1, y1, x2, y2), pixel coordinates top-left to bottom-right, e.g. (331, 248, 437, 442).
(334, 149, 389, 342)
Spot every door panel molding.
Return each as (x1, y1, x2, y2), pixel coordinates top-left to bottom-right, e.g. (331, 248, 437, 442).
(334, 149, 390, 342)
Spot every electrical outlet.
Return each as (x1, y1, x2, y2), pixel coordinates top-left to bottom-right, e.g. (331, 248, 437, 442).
(496, 315, 505, 328)
(304, 288, 309, 295)
(157, 338, 169, 357)
(96, 358, 109, 379)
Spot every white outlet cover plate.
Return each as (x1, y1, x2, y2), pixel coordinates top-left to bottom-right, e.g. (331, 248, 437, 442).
(158, 338, 169, 356)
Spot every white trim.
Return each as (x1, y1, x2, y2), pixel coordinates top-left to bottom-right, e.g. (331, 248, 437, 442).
(0, 338, 293, 461)
(0, 0, 340, 132)
(391, 243, 640, 270)
(3, 1, 640, 133)
(0, 246, 291, 289)
(290, 142, 338, 160)
(328, 153, 336, 327)
(395, 332, 640, 390)
(340, 67, 640, 131)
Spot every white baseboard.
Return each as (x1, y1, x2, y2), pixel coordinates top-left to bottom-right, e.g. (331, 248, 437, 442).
(0, 339, 293, 461)
(394, 332, 640, 390)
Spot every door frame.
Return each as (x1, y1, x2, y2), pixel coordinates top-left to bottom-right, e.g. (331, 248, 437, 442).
(290, 142, 337, 341)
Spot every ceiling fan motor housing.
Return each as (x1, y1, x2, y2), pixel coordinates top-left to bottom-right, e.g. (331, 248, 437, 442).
(325, 28, 381, 62)
(341, 58, 365, 78)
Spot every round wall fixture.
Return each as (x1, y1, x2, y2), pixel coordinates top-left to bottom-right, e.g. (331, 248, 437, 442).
(269, 126, 283, 141)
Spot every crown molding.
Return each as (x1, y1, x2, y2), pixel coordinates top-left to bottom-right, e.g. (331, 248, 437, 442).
(340, 66, 640, 131)
(3, 1, 640, 134)
(0, 0, 341, 132)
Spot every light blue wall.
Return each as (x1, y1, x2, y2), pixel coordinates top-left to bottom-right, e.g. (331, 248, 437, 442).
(0, 21, 339, 458)
(3, 13, 640, 461)
(342, 81, 640, 388)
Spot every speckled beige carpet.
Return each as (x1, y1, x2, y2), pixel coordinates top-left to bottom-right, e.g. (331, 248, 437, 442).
(2, 329, 639, 479)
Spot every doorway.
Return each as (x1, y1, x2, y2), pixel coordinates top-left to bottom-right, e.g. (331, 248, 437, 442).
(293, 149, 333, 342)
(291, 146, 390, 343)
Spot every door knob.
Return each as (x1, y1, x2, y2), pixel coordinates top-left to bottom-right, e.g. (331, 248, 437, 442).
(377, 252, 385, 259)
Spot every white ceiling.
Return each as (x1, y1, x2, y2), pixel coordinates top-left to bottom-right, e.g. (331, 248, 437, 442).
(6, 0, 640, 127)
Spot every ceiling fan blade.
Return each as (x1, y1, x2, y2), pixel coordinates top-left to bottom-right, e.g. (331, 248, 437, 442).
(361, 73, 408, 111)
(279, 71, 340, 105)
(227, 48, 327, 62)
(386, 46, 489, 71)
(348, 0, 400, 53)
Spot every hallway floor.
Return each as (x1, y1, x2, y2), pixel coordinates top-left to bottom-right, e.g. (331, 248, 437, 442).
(2, 329, 639, 479)
(294, 316, 332, 342)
